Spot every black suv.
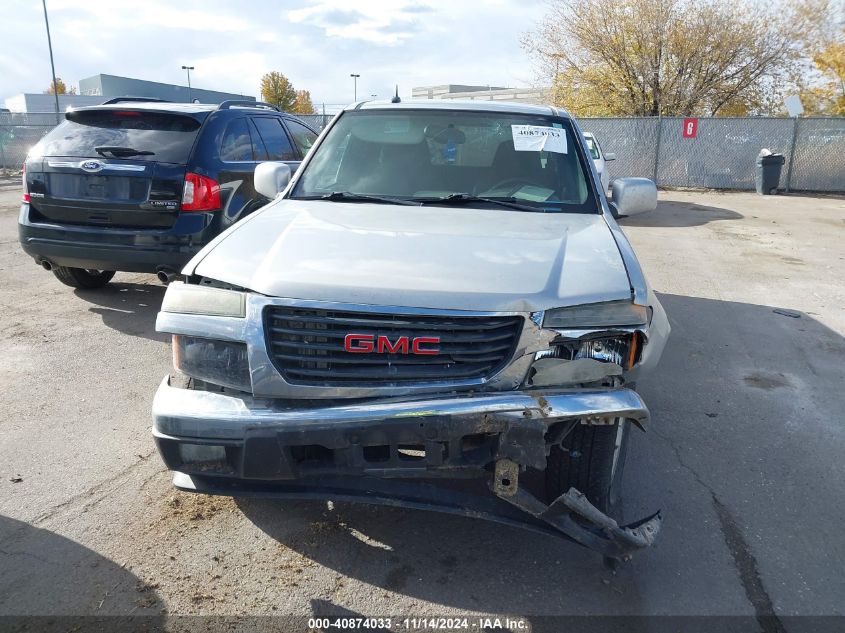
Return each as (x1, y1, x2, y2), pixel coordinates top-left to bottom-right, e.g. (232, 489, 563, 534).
(19, 98, 318, 289)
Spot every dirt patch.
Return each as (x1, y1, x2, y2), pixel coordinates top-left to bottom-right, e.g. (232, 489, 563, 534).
(741, 250, 806, 266)
(145, 491, 240, 536)
(743, 372, 792, 390)
(813, 217, 845, 228)
(385, 564, 416, 591)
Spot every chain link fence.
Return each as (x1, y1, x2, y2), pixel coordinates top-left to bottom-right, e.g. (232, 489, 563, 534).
(583, 116, 845, 192)
(0, 112, 59, 171)
(294, 113, 335, 132)
(3, 112, 843, 192)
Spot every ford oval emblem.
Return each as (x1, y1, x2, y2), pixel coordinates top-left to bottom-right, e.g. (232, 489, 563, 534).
(81, 160, 103, 172)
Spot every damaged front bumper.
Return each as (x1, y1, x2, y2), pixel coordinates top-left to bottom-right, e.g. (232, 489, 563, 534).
(152, 377, 661, 560)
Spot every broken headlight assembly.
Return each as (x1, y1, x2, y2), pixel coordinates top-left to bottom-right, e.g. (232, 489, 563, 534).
(528, 301, 648, 387)
(535, 332, 643, 369)
(172, 335, 251, 392)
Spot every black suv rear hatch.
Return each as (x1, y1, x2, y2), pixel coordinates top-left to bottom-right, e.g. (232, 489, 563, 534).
(25, 108, 205, 229)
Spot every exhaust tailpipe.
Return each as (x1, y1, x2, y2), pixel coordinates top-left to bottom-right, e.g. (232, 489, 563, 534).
(39, 259, 53, 271)
(156, 268, 180, 285)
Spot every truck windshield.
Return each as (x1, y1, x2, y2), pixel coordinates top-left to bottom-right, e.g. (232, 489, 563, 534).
(291, 109, 598, 214)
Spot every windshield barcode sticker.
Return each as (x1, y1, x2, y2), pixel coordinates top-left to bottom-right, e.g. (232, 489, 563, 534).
(511, 125, 568, 153)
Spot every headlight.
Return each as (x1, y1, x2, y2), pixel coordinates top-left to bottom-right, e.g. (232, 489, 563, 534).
(543, 301, 647, 328)
(172, 335, 251, 392)
(161, 282, 246, 318)
(536, 333, 641, 369)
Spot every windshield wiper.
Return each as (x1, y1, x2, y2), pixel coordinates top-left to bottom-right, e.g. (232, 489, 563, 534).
(95, 146, 155, 157)
(420, 193, 541, 213)
(301, 191, 421, 206)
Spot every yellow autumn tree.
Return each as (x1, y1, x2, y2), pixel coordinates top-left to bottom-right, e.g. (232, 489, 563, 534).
(291, 90, 317, 115)
(260, 71, 297, 111)
(44, 78, 76, 95)
(522, 0, 810, 116)
(802, 28, 845, 115)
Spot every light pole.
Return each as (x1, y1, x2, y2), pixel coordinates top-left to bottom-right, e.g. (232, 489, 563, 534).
(41, 0, 60, 123)
(181, 65, 194, 103)
(350, 73, 360, 101)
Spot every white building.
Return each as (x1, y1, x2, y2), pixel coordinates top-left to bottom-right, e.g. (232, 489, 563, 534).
(3, 93, 104, 113)
(411, 84, 550, 105)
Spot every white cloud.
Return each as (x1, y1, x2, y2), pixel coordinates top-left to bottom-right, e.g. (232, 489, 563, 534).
(288, 0, 432, 45)
(49, 0, 253, 32)
(1, 0, 548, 106)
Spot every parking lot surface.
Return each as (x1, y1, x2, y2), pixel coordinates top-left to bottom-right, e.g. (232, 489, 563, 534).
(1, 186, 844, 626)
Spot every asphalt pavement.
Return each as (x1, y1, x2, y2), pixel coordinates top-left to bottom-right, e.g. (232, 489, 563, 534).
(1, 186, 844, 630)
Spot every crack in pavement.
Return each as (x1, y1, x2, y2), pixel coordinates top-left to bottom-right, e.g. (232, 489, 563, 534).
(652, 428, 786, 632)
(652, 427, 714, 494)
(31, 449, 159, 528)
(0, 450, 160, 552)
(0, 547, 55, 565)
(711, 495, 787, 633)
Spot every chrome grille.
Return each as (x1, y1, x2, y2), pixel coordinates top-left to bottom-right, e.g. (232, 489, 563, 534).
(264, 306, 523, 386)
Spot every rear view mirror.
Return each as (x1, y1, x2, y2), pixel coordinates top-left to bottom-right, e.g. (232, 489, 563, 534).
(254, 162, 292, 199)
(610, 177, 657, 217)
(604, 152, 616, 161)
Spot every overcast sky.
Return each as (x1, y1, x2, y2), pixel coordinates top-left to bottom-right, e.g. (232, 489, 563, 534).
(1, 0, 548, 107)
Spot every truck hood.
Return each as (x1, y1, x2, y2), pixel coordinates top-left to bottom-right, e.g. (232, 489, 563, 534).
(190, 199, 633, 312)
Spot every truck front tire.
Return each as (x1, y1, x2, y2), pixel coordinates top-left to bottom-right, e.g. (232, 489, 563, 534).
(52, 266, 116, 289)
(545, 419, 630, 517)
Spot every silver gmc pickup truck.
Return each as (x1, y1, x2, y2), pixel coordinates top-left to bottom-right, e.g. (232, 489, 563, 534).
(153, 100, 670, 563)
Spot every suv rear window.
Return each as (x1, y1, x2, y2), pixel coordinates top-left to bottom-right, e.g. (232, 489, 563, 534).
(31, 110, 203, 164)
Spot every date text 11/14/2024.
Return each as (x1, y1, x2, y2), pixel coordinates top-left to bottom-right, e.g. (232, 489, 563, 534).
(307, 616, 529, 630)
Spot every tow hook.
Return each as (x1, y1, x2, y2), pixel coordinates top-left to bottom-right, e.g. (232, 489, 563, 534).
(492, 459, 662, 563)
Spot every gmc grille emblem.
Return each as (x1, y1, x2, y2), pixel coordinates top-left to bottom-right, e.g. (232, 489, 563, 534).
(344, 334, 440, 355)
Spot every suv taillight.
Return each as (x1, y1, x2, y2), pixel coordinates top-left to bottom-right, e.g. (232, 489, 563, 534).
(181, 172, 221, 211)
(22, 163, 29, 203)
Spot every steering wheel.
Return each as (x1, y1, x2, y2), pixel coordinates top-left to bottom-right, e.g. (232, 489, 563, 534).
(478, 177, 548, 197)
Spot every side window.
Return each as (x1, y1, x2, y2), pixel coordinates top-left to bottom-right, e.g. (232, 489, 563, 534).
(219, 118, 254, 162)
(251, 117, 297, 161)
(285, 120, 318, 156)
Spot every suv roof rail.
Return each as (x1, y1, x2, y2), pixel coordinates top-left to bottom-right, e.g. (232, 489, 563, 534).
(217, 100, 281, 112)
(101, 97, 172, 105)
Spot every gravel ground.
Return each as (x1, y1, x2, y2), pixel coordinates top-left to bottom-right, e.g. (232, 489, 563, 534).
(1, 186, 844, 630)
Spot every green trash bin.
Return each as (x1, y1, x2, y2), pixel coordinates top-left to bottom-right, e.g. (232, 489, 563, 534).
(755, 150, 785, 195)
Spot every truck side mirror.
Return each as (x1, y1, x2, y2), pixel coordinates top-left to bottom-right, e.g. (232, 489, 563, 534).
(254, 162, 292, 199)
(604, 152, 616, 161)
(610, 177, 657, 217)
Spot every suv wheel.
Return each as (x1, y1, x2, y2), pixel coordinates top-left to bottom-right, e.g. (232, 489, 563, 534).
(545, 419, 630, 518)
(52, 266, 116, 289)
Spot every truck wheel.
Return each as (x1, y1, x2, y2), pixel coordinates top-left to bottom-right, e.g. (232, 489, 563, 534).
(545, 419, 630, 517)
(52, 266, 116, 289)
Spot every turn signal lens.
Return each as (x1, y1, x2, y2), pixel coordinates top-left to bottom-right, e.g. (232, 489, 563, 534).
(161, 282, 246, 317)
